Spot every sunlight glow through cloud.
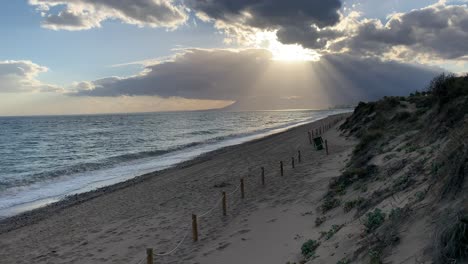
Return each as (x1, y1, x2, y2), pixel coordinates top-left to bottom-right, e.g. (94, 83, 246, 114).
(253, 31, 320, 62)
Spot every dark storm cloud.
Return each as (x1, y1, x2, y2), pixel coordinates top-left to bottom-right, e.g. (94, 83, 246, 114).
(187, 0, 342, 28)
(276, 25, 342, 49)
(187, 0, 342, 48)
(73, 49, 441, 110)
(74, 49, 272, 100)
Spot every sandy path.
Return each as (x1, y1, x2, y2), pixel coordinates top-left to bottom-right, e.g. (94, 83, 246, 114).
(0, 114, 353, 264)
(192, 118, 355, 264)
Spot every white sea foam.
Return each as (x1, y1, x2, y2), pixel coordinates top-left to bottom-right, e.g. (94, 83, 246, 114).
(0, 109, 351, 218)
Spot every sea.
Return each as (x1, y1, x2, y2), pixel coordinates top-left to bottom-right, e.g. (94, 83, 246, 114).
(0, 109, 351, 218)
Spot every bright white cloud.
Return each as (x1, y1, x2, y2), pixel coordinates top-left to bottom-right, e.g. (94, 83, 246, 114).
(0, 60, 62, 93)
(29, 0, 188, 30)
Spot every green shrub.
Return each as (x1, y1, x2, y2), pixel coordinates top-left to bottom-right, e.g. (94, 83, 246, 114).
(320, 224, 343, 240)
(364, 208, 386, 233)
(354, 131, 383, 154)
(434, 212, 468, 263)
(332, 165, 377, 194)
(368, 114, 387, 130)
(301, 239, 320, 259)
(369, 249, 383, 264)
(393, 111, 411, 121)
(415, 191, 426, 202)
(315, 216, 326, 227)
(337, 258, 350, 264)
(392, 175, 412, 191)
(344, 197, 365, 212)
(427, 73, 468, 108)
(389, 208, 403, 221)
(321, 197, 341, 213)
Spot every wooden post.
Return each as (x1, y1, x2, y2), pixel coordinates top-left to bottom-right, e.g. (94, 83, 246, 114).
(240, 178, 245, 199)
(291, 157, 295, 168)
(315, 128, 318, 136)
(261, 167, 265, 186)
(147, 248, 154, 264)
(222, 192, 227, 216)
(192, 214, 198, 242)
(298, 150, 301, 163)
(325, 140, 329, 155)
(280, 161, 284, 176)
(308, 131, 312, 144)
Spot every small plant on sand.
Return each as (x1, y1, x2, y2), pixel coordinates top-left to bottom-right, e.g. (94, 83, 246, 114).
(389, 208, 402, 221)
(393, 111, 411, 121)
(392, 175, 412, 191)
(301, 239, 320, 259)
(337, 258, 350, 264)
(434, 211, 468, 263)
(415, 190, 426, 202)
(364, 208, 386, 233)
(321, 197, 341, 213)
(369, 249, 383, 264)
(320, 224, 343, 240)
(315, 216, 326, 227)
(353, 182, 368, 193)
(344, 197, 365, 212)
(354, 131, 383, 154)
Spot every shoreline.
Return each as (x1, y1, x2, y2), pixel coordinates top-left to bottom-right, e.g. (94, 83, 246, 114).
(0, 112, 352, 264)
(0, 112, 349, 234)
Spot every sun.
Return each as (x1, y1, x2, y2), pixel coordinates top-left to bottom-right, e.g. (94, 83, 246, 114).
(270, 44, 320, 62)
(254, 31, 320, 62)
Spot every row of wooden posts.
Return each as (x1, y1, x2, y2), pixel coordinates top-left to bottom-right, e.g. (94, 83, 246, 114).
(144, 116, 346, 264)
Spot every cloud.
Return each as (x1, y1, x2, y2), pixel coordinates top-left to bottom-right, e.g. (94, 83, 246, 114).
(187, 0, 343, 47)
(0, 60, 62, 93)
(188, 0, 342, 28)
(29, 0, 188, 30)
(72, 48, 441, 110)
(329, 2, 468, 61)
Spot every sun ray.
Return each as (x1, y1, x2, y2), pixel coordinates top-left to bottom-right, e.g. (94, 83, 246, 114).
(253, 31, 320, 62)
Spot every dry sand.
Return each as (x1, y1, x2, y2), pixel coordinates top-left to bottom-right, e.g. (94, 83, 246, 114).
(0, 113, 354, 264)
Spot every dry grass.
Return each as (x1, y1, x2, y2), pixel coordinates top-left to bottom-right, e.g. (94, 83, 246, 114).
(433, 211, 468, 263)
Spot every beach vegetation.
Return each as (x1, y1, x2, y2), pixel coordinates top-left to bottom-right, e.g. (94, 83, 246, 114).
(389, 208, 403, 221)
(415, 190, 426, 202)
(393, 111, 411, 121)
(392, 175, 412, 191)
(427, 73, 468, 106)
(364, 208, 386, 233)
(321, 197, 341, 213)
(336, 258, 350, 264)
(320, 224, 343, 240)
(315, 216, 326, 227)
(369, 249, 383, 264)
(354, 130, 383, 155)
(301, 239, 320, 259)
(433, 211, 468, 263)
(332, 165, 377, 193)
(344, 197, 365, 212)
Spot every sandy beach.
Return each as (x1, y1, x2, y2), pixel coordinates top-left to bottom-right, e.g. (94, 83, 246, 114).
(0, 113, 354, 264)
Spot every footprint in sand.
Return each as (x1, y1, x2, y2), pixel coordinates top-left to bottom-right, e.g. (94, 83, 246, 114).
(238, 229, 251, 234)
(230, 229, 251, 237)
(217, 242, 230, 250)
(267, 218, 277, 223)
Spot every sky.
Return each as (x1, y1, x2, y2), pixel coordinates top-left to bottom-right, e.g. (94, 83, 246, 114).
(0, 0, 467, 115)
